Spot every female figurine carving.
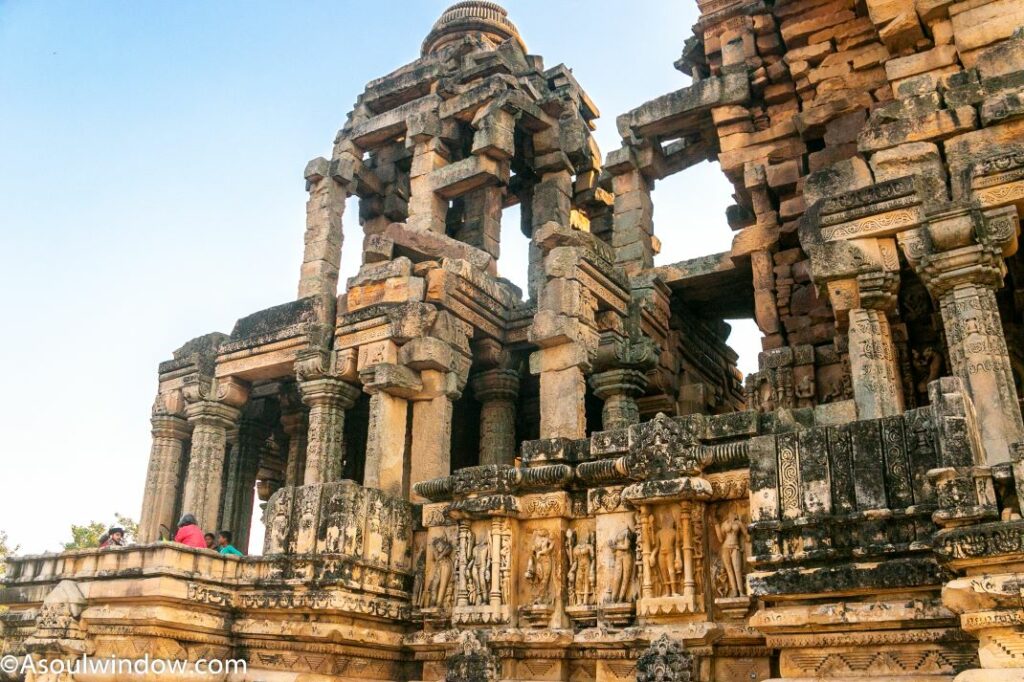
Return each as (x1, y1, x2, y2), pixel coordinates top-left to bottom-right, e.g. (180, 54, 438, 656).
(608, 527, 635, 603)
(714, 513, 749, 597)
(566, 529, 596, 606)
(424, 535, 454, 608)
(468, 533, 490, 606)
(649, 509, 682, 597)
(524, 530, 555, 605)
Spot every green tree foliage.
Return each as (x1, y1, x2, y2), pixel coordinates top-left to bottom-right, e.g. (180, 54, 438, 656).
(63, 513, 139, 550)
(0, 530, 16, 576)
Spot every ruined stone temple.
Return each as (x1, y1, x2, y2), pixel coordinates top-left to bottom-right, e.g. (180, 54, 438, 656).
(9, 1, 1024, 680)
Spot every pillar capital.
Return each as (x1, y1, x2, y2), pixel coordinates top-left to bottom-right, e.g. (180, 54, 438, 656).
(590, 368, 649, 432)
(915, 243, 1006, 298)
(470, 367, 520, 403)
(898, 203, 1019, 299)
(182, 374, 249, 409)
(184, 400, 242, 429)
(589, 368, 648, 401)
(298, 376, 362, 409)
(359, 362, 423, 398)
(855, 270, 900, 314)
(150, 414, 190, 441)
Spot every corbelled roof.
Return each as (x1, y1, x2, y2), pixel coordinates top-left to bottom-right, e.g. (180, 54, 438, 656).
(421, 1, 526, 56)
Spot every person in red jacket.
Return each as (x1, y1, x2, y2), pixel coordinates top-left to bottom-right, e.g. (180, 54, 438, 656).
(173, 514, 207, 549)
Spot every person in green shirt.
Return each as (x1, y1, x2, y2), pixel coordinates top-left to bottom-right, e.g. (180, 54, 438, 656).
(217, 531, 244, 557)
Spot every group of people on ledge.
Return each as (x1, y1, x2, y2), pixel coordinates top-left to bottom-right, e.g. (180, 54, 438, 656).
(173, 514, 244, 556)
(96, 514, 244, 556)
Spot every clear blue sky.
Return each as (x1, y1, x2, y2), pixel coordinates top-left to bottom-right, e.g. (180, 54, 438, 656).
(0, 1, 759, 554)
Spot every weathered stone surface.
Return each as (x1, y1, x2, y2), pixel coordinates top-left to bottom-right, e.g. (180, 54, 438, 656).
(19, 3, 1024, 681)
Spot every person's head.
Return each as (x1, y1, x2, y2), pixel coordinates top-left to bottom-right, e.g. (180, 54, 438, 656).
(204, 533, 216, 549)
(217, 531, 233, 548)
(109, 527, 125, 544)
(178, 513, 197, 528)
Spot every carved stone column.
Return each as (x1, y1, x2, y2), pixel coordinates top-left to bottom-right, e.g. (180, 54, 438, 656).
(361, 362, 421, 498)
(488, 517, 503, 607)
(298, 156, 349, 300)
(407, 131, 449, 234)
(846, 272, 905, 419)
(590, 368, 648, 431)
(138, 407, 190, 543)
(411, 369, 459, 499)
(471, 368, 519, 466)
(281, 407, 308, 488)
(610, 161, 655, 276)
(902, 206, 1023, 463)
(530, 340, 590, 440)
(181, 377, 248, 531)
(221, 415, 266, 548)
(678, 504, 696, 612)
(299, 377, 361, 485)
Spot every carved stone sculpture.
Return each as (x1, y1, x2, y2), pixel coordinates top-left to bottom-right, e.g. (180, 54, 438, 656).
(566, 529, 595, 606)
(15, 3, 1024, 681)
(648, 508, 682, 597)
(445, 631, 498, 682)
(524, 529, 555, 605)
(607, 527, 635, 603)
(424, 535, 454, 609)
(714, 514, 749, 598)
(795, 373, 815, 407)
(468, 533, 491, 606)
(636, 634, 694, 682)
(913, 346, 944, 397)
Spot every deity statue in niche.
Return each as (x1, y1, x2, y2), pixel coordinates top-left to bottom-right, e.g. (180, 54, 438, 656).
(468, 533, 491, 606)
(795, 373, 815, 407)
(607, 527, 635, 603)
(524, 529, 555, 605)
(913, 346, 944, 397)
(714, 511, 749, 598)
(424, 535, 454, 608)
(324, 524, 342, 553)
(566, 529, 595, 606)
(647, 507, 682, 597)
(268, 507, 290, 554)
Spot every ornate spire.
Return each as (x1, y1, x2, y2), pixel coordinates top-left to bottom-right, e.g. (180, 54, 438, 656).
(421, 1, 526, 56)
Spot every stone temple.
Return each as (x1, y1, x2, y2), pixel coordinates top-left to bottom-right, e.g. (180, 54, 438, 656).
(6, 1, 1024, 680)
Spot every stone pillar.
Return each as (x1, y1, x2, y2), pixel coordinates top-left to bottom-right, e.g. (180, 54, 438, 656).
(540, 361, 587, 439)
(407, 133, 449, 234)
(845, 272, 905, 420)
(138, 413, 190, 543)
(457, 185, 503, 261)
(299, 377, 361, 486)
(488, 517, 503, 607)
(638, 504, 655, 599)
(471, 368, 520, 466)
(679, 504, 696, 612)
(610, 164, 655, 276)
(410, 369, 455, 497)
(936, 276, 1022, 463)
(590, 368, 648, 431)
(298, 156, 348, 300)
(847, 308, 903, 418)
(281, 409, 308, 488)
(455, 519, 472, 607)
(898, 205, 1023, 463)
(363, 388, 410, 497)
(182, 401, 242, 532)
(909, 243, 1023, 463)
(220, 418, 264, 548)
